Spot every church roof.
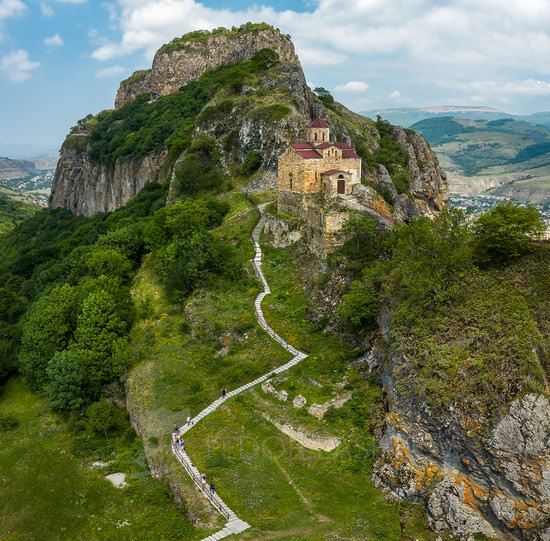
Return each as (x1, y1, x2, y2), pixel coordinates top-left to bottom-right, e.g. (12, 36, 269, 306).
(291, 142, 314, 149)
(334, 142, 354, 149)
(342, 149, 361, 159)
(322, 169, 349, 176)
(295, 149, 323, 159)
(308, 117, 330, 128)
(288, 139, 361, 159)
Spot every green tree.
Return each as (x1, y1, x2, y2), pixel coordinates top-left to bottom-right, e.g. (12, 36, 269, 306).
(46, 350, 91, 411)
(86, 399, 120, 436)
(336, 214, 386, 272)
(314, 87, 335, 105)
(338, 279, 379, 328)
(19, 283, 77, 390)
(72, 289, 127, 389)
(473, 203, 545, 265)
(251, 48, 279, 69)
(86, 248, 133, 279)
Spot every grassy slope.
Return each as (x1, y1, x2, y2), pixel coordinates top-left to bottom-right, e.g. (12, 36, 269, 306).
(0, 378, 198, 541)
(127, 189, 438, 539)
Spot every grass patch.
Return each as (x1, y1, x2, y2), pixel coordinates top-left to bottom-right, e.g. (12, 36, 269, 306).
(0, 378, 202, 540)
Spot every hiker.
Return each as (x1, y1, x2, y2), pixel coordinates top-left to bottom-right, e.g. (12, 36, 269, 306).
(200, 473, 206, 486)
(180, 438, 185, 450)
(186, 415, 191, 426)
(222, 388, 227, 399)
(209, 483, 215, 495)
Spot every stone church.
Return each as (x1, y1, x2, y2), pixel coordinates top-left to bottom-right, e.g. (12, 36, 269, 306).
(277, 118, 362, 216)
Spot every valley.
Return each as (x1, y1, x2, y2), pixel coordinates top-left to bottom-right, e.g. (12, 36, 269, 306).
(410, 116, 550, 205)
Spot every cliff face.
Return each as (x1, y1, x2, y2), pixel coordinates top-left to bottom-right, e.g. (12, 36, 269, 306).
(115, 27, 299, 108)
(373, 348, 550, 540)
(50, 143, 165, 217)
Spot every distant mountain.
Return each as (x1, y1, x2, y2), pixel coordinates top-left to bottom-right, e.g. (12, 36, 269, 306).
(411, 116, 550, 201)
(0, 157, 37, 181)
(362, 106, 550, 130)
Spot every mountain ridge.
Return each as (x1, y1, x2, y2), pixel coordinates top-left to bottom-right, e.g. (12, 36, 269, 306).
(363, 105, 550, 130)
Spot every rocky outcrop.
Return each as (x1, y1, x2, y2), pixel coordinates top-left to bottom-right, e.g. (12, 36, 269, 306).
(115, 27, 299, 108)
(373, 355, 550, 540)
(50, 138, 166, 216)
(114, 70, 152, 109)
(389, 126, 448, 217)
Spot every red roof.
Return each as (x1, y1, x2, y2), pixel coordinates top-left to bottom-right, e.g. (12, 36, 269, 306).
(342, 149, 361, 159)
(295, 149, 323, 159)
(291, 142, 314, 149)
(334, 142, 353, 149)
(322, 169, 348, 176)
(308, 117, 329, 128)
(314, 142, 332, 149)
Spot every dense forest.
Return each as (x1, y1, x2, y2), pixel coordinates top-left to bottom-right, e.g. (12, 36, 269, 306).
(337, 203, 548, 422)
(0, 182, 240, 411)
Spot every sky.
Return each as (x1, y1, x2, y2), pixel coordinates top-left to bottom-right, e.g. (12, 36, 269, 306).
(2, 0, 550, 146)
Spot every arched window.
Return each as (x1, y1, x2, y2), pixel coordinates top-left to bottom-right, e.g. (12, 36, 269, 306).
(289, 172, 293, 191)
(314, 132, 318, 141)
(322, 132, 326, 141)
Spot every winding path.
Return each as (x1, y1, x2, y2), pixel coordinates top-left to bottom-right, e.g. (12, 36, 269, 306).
(172, 204, 308, 541)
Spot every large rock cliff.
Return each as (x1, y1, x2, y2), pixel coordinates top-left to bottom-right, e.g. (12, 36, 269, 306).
(50, 23, 446, 225)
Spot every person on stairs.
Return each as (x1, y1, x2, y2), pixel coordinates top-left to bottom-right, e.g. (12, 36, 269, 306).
(221, 388, 227, 399)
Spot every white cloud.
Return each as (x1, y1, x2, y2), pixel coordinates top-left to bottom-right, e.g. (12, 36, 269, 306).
(389, 90, 401, 99)
(96, 65, 125, 78)
(90, 0, 550, 72)
(449, 79, 550, 97)
(335, 81, 369, 93)
(87, 0, 550, 112)
(40, 2, 54, 16)
(44, 33, 63, 47)
(0, 49, 40, 82)
(55, 0, 86, 3)
(0, 0, 26, 20)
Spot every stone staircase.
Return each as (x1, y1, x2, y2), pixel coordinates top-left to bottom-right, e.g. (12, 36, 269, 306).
(172, 203, 308, 540)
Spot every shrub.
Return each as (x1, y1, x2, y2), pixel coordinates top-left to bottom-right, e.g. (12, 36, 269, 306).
(86, 248, 133, 279)
(338, 279, 379, 328)
(0, 413, 19, 432)
(241, 150, 263, 176)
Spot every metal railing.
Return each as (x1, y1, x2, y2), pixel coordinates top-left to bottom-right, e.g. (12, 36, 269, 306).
(173, 444, 232, 520)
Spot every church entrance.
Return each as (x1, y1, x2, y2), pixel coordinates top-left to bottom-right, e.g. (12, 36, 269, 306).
(337, 176, 346, 194)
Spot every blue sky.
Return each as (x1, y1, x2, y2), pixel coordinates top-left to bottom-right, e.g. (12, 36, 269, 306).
(2, 0, 550, 146)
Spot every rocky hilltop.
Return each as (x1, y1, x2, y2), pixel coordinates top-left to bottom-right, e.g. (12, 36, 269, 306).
(50, 23, 446, 219)
(115, 25, 299, 108)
